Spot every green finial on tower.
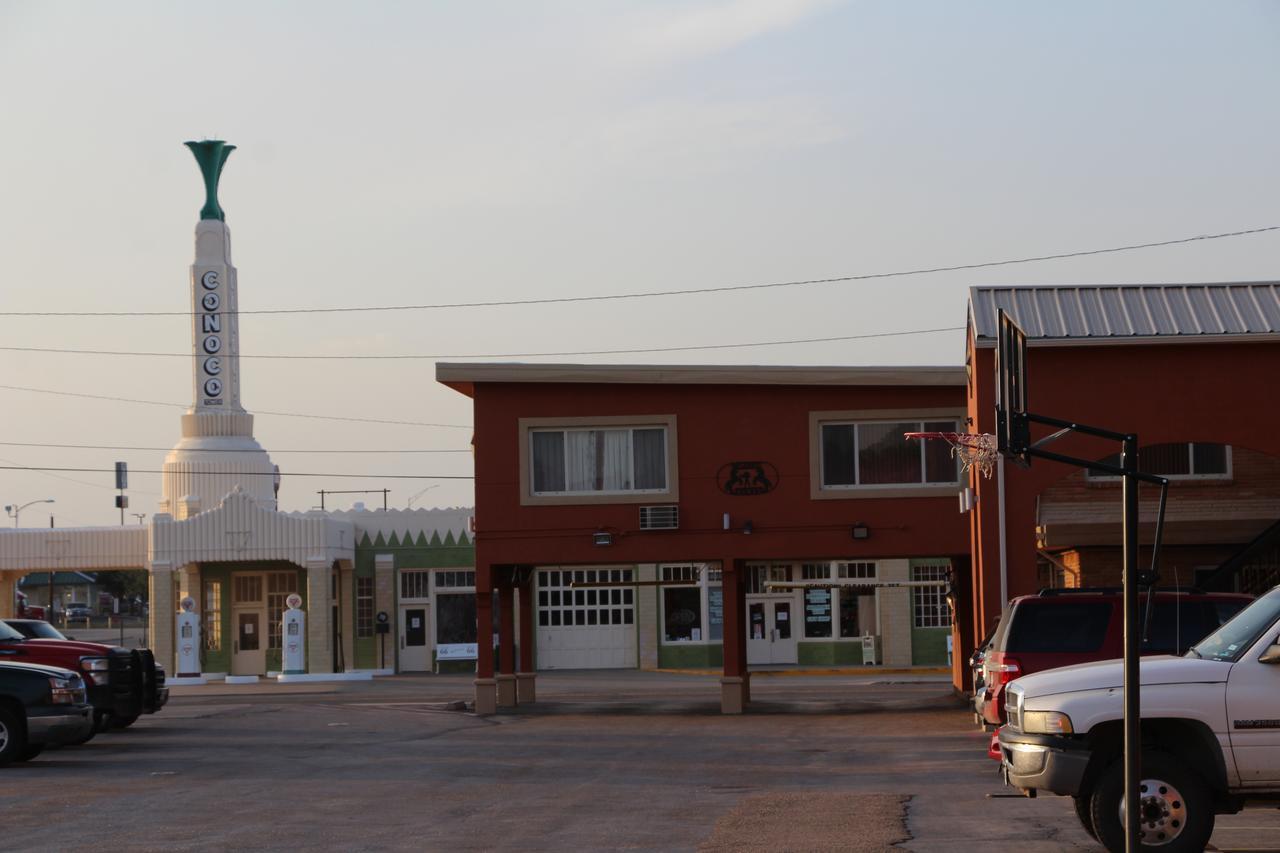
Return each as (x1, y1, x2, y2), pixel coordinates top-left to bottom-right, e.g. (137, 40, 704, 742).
(185, 139, 236, 222)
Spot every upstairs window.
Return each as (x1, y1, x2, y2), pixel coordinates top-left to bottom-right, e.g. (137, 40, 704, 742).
(531, 426, 668, 495)
(821, 420, 959, 488)
(1087, 443, 1231, 481)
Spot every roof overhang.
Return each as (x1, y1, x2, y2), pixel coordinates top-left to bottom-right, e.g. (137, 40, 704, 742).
(436, 362, 966, 391)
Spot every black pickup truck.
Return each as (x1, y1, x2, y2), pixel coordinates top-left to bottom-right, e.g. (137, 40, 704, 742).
(0, 661, 94, 765)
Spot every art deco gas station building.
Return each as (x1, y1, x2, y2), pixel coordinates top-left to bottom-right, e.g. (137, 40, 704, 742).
(0, 142, 475, 679)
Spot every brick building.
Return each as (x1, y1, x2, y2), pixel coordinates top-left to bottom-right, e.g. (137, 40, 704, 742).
(438, 363, 971, 713)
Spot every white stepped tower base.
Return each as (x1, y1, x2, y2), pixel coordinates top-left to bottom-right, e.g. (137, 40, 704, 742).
(160, 212, 275, 519)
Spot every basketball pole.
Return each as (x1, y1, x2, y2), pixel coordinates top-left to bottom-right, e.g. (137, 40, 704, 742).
(1122, 435, 1141, 853)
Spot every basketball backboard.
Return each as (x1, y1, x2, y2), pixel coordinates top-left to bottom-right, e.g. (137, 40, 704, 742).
(995, 308, 1030, 466)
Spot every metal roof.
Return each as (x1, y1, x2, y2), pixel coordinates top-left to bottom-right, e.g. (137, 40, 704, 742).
(969, 282, 1280, 345)
(437, 363, 966, 390)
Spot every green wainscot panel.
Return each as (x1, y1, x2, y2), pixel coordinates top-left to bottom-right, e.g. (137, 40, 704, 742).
(911, 627, 950, 666)
(797, 642, 866, 666)
(658, 643, 723, 669)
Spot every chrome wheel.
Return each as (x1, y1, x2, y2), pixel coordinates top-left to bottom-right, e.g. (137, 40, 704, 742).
(1119, 777, 1188, 846)
(0, 718, 8, 752)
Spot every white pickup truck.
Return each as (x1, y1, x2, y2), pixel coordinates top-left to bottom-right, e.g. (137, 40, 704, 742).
(997, 585, 1280, 852)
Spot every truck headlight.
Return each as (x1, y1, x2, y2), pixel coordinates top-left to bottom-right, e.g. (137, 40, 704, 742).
(49, 676, 85, 705)
(80, 656, 109, 672)
(1022, 710, 1074, 735)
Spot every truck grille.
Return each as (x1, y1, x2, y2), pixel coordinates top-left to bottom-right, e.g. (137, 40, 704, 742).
(1006, 687, 1023, 731)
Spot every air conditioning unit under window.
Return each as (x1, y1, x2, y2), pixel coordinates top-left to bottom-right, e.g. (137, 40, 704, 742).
(639, 505, 678, 530)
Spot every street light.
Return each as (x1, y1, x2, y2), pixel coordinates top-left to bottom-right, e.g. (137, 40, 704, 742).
(4, 498, 55, 528)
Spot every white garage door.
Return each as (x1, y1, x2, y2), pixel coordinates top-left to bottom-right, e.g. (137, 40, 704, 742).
(536, 567, 637, 669)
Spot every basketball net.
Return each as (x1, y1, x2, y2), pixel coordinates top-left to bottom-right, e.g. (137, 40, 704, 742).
(904, 431, 1000, 479)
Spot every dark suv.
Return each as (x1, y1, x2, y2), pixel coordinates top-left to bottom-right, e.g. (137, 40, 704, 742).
(978, 588, 1251, 728)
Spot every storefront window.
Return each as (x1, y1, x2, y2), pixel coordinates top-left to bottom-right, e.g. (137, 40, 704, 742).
(203, 579, 222, 652)
(707, 587, 724, 641)
(266, 571, 298, 651)
(355, 576, 374, 639)
(664, 587, 702, 641)
(839, 588, 860, 637)
(437, 593, 478, 645)
(660, 564, 721, 643)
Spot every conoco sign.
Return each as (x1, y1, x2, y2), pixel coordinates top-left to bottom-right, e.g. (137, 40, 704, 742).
(717, 461, 779, 496)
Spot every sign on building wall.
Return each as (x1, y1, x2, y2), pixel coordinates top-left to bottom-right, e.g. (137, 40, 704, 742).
(717, 461, 779, 496)
(198, 269, 224, 406)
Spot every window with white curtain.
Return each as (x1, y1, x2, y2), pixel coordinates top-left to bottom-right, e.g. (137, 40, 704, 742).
(531, 427, 668, 495)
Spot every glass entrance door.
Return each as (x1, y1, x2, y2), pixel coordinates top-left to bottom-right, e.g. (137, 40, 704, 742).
(231, 573, 267, 675)
(746, 598, 798, 665)
(233, 611, 266, 674)
(399, 605, 431, 671)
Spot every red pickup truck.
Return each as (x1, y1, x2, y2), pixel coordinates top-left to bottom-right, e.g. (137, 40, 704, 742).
(0, 619, 167, 738)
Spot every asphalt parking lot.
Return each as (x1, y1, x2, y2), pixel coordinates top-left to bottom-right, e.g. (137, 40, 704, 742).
(2, 671, 1277, 852)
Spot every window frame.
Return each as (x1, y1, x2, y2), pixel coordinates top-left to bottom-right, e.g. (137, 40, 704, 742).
(809, 408, 966, 499)
(355, 576, 374, 639)
(658, 563, 722, 645)
(519, 415, 679, 505)
(1085, 443, 1233, 482)
(910, 563, 952, 629)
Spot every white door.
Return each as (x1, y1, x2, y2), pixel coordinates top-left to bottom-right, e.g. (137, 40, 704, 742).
(231, 574, 267, 675)
(536, 568, 637, 669)
(1226, 636, 1280, 785)
(399, 604, 431, 672)
(747, 598, 798, 665)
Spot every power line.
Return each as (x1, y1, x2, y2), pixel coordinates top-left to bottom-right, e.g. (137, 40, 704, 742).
(1, 225, 1275, 317)
(0, 441, 471, 454)
(0, 385, 471, 429)
(0, 465, 472, 480)
(0, 455, 162, 497)
(0, 325, 963, 360)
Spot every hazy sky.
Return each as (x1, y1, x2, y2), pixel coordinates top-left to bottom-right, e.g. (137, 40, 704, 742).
(1, 0, 1278, 526)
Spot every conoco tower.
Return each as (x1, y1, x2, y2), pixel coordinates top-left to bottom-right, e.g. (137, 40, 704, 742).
(160, 140, 277, 518)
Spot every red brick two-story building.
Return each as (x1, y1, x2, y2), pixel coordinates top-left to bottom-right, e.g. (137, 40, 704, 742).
(438, 364, 970, 713)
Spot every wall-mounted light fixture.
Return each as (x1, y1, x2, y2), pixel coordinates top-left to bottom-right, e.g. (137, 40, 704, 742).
(742, 520, 754, 535)
(722, 512, 731, 531)
(593, 531, 613, 547)
(851, 523, 869, 540)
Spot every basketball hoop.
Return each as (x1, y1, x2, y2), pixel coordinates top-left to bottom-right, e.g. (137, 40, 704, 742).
(905, 431, 1000, 479)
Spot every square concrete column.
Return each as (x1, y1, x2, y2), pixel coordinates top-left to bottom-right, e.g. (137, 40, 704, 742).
(517, 568, 536, 704)
(0, 573, 17, 619)
(474, 566, 497, 715)
(148, 565, 176, 673)
(339, 563, 355, 672)
(496, 577, 517, 708)
(877, 559, 913, 667)
(720, 559, 749, 714)
(305, 559, 335, 674)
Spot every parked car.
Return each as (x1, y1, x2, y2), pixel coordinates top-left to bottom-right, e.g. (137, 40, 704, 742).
(64, 604, 93, 621)
(0, 661, 93, 766)
(978, 588, 1251, 729)
(998, 583, 1280, 852)
(0, 620, 167, 734)
(3, 619, 70, 640)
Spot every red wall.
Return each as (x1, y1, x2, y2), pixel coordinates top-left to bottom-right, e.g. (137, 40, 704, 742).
(468, 381, 970, 571)
(968, 339, 1280, 633)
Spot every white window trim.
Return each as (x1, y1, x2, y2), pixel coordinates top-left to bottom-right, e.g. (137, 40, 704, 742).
(432, 568, 477, 593)
(519, 415, 680, 506)
(809, 408, 965, 500)
(659, 563, 721, 645)
(910, 563, 952, 629)
(1086, 444, 1233, 482)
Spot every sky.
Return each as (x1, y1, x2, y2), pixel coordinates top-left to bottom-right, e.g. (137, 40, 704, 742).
(1, 0, 1278, 527)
